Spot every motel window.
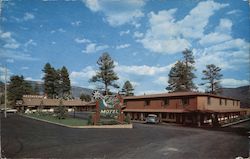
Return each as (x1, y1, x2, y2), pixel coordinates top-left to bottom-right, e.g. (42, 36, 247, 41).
(219, 99, 222, 105)
(182, 97, 189, 106)
(163, 98, 169, 106)
(207, 97, 211, 105)
(145, 100, 150, 106)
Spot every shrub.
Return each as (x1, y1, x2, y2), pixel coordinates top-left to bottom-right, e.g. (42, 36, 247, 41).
(87, 114, 93, 125)
(100, 119, 119, 125)
(54, 106, 67, 119)
(124, 115, 131, 124)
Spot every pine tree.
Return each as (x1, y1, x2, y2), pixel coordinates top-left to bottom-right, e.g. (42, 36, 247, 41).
(121, 80, 134, 96)
(7, 75, 33, 105)
(90, 52, 119, 95)
(42, 63, 58, 98)
(80, 93, 91, 102)
(33, 83, 40, 95)
(201, 64, 223, 94)
(60, 66, 71, 98)
(166, 61, 187, 92)
(166, 49, 197, 92)
(182, 48, 197, 91)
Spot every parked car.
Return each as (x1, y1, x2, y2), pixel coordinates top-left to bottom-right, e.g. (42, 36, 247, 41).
(1, 108, 17, 113)
(146, 114, 159, 124)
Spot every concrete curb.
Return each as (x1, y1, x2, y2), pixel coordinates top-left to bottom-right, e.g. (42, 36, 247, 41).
(20, 114, 133, 129)
(221, 118, 250, 127)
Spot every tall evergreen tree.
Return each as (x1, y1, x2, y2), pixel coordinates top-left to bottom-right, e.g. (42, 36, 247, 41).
(90, 52, 119, 95)
(166, 49, 197, 92)
(33, 83, 40, 95)
(121, 80, 134, 96)
(166, 61, 187, 92)
(80, 93, 91, 102)
(201, 64, 223, 94)
(182, 48, 197, 91)
(7, 75, 33, 105)
(60, 66, 71, 98)
(42, 63, 58, 98)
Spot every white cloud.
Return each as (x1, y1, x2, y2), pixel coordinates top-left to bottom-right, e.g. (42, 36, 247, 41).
(24, 39, 37, 47)
(58, 28, 66, 33)
(196, 52, 232, 70)
(70, 66, 96, 86)
(0, 30, 20, 49)
(139, 1, 228, 54)
(133, 31, 143, 38)
(215, 18, 232, 34)
(3, 43, 20, 49)
(221, 78, 249, 88)
(0, 49, 39, 61)
(71, 20, 81, 27)
(83, 0, 145, 27)
(70, 66, 96, 79)
(21, 67, 29, 70)
(199, 18, 233, 46)
(153, 76, 169, 86)
(84, 0, 100, 12)
(226, 10, 241, 15)
(75, 37, 91, 44)
(115, 64, 173, 76)
(199, 32, 232, 46)
(116, 44, 130, 49)
(82, 43, 109, 54)
(119, 30, 130, 36)
(6, 59, 14, 63)
(23, 12, 35, 21)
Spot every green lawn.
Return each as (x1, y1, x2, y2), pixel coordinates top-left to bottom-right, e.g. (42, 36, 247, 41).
(24, 113, 88, 126)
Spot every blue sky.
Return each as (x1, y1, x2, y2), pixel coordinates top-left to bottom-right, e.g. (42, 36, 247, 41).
(0, 0, 249, 95)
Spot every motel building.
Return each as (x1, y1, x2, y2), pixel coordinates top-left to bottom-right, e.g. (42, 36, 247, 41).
(15, 95, 96, 113)
(122, 92, 246, 127)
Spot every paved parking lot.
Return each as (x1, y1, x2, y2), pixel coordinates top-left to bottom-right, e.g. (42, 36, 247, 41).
(1, 114, 249, 158)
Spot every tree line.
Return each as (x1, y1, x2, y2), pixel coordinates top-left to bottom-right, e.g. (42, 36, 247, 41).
(2, 64, 72, 106)
(42, 63, 71, 99)
(90, 50, 223, 96)
(166, 49, 223, 94)
(3, 48, 222, 107)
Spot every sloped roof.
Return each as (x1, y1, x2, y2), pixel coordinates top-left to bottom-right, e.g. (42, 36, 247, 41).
(20, 97, 95, 107)
(123, 108, 188, 113)
(123, 92, 240, 101)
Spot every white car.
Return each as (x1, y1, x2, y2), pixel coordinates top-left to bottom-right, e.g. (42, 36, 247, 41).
(1, 108, 17, 113)
(146, 114, 159, 124)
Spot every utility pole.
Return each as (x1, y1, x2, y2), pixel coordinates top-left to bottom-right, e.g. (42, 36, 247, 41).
(4, 65, 7, 118)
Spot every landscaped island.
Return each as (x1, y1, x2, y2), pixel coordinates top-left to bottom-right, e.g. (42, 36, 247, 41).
(23, 112, 88, 126)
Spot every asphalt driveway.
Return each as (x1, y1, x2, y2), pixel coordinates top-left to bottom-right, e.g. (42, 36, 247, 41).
(1, 114, 249, 158)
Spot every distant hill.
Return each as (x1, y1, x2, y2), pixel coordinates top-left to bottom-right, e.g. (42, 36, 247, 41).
(219, 85, 250, 108)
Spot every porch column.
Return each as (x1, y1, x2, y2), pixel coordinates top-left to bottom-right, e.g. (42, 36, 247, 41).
(140, 113, 144, 121)
(159, 113, 162, 122)
(197, 113, 201, 127)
